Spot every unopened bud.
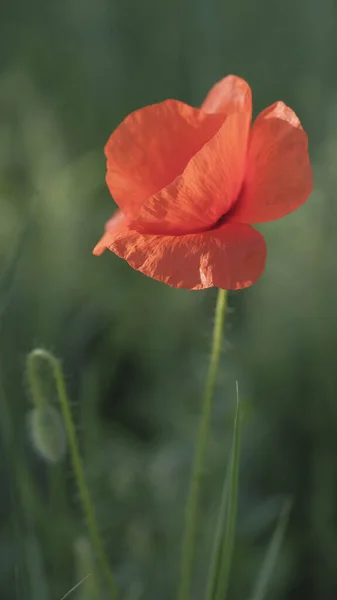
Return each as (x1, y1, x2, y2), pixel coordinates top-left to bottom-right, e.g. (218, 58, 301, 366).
(28, 406, 67, 463)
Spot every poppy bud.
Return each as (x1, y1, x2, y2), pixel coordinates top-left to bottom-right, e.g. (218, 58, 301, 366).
(28, 405, 67, 463)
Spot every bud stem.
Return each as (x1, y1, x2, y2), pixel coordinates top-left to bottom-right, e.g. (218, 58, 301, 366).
(27, 349, 119, 600)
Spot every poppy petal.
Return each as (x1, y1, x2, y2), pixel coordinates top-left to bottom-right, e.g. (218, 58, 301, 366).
(228, 102, 313, 224)
(105, 100, 224, 221)
(93, 210, 125, 256)
(201, 75, 252, 119)
(94, 218, 266, 290)
(133, 111, 251, 235)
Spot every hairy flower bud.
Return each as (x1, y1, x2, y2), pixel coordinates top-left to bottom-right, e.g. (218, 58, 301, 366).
(28, 405, 67, 463)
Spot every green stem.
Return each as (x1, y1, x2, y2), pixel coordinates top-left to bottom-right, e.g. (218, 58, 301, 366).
(27, 351, 46, 410)
(27, 349, 119, 600)
(178, 288, 228, 600)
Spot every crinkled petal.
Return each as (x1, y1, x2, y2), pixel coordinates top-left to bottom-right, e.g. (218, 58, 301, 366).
(133, 111, 251, 235)
(93, 210, 125, 256)
(201, 75, 252, 119)
(105, 100, 224, 220)
(94, 217, 266, 290)
(228, 102, 313, 224)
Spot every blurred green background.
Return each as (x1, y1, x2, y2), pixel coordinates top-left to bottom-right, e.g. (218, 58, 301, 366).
(1, 0, 337, 598)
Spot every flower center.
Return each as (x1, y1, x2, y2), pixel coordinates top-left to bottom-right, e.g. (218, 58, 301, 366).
(209, 181, 246, 231)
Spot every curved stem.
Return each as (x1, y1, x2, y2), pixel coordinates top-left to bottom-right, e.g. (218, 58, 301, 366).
(178, 288, 228, 600)
(27, 349, 119, 600)
(27, 351, 46, 410)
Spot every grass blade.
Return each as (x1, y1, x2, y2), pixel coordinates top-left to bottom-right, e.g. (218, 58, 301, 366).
(250, 498, 292, 600)
(204, 454, 229, 600)
(205, 382, 241, 600)
(59, 574, 91, 600)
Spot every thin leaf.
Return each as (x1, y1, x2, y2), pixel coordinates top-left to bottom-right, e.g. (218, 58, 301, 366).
(204, 451, 229, 600)
(250, 498, 292, 600)
(207, 382, 241, 600)
(59, 574, 91, 600)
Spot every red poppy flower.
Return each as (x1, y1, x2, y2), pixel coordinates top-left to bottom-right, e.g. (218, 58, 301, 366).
(93, 75, 312, 290)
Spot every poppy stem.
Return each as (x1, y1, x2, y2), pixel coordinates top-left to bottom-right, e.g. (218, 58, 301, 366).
(178, 288, 228, 600)
(27, 349, 119, 600)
